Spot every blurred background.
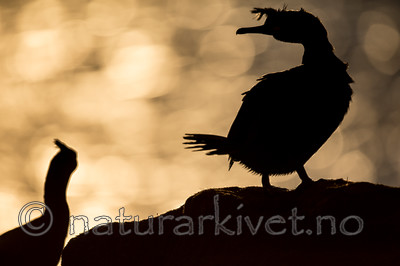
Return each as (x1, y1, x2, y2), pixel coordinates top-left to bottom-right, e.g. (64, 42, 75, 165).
(0, 0, 399, 241)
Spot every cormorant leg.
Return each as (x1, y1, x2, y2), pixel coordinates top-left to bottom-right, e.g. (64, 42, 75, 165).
(262, 174, 271, 188)
(296, 166, 313, 184)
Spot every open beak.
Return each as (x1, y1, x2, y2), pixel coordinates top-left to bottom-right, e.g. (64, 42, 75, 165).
(236, 25, 269, 35)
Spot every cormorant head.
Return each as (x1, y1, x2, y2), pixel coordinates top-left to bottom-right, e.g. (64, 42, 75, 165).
(44, 139, 77, 200)
(52, 139, 78, 176)
(236, 7, 329, 46)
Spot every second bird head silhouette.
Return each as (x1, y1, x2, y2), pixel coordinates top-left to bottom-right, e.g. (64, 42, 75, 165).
(47, 140, 77, 187)
(44, 139, 77, 207)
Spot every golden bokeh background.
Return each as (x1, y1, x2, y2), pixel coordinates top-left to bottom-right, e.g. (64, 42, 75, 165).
(1, 0, 400, 245)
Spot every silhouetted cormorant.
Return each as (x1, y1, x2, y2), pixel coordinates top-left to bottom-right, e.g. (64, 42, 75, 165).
(184, 7, 353, 188)
(0, 139, 77, 266)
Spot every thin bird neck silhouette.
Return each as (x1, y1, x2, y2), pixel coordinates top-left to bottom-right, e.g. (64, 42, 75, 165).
(44, 150, 73, 210)
(0, 139, 77, 266)
(43, 139, 77, 232)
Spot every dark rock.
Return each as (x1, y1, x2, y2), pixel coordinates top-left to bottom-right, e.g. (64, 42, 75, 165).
(62, 179, 400, 265)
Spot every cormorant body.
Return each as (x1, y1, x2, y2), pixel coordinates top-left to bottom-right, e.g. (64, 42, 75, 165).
(184, 7, 353, 188)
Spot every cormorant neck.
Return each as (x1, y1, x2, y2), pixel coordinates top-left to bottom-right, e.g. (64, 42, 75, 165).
(43, 171, 71, 210)
(302, 39, 335, 65)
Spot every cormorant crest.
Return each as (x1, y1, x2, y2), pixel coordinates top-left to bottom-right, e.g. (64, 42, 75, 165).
(251, 8, 275, 21)
(54, 139, 69, 151)
(251, 5, 306, 20)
